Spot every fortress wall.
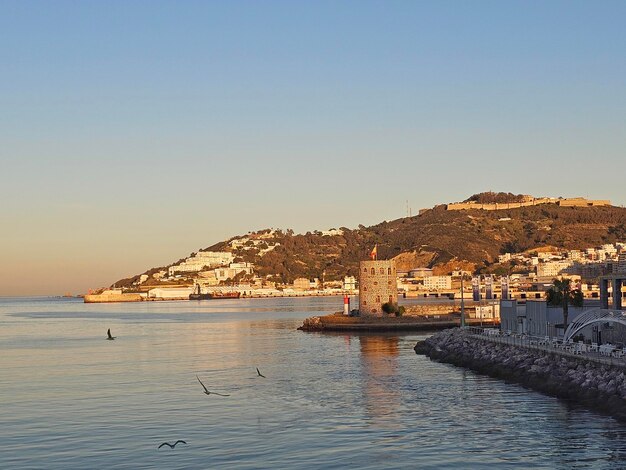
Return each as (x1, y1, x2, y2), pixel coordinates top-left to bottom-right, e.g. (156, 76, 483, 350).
(446, 197, 609, 211)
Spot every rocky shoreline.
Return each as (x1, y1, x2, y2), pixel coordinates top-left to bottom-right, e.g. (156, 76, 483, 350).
(416, 328, 626, 421)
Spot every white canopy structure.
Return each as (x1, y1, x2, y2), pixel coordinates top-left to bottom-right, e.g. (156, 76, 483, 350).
(564, 308, 626, 341)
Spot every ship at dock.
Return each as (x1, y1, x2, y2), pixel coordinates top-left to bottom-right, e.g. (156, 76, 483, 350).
(189, 284, 241, 300)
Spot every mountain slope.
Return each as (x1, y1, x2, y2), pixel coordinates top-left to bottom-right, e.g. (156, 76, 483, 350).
(115, 194, 626, 287)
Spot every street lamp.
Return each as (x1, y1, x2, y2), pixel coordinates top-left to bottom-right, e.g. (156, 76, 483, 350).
(460, 274, 466, 328)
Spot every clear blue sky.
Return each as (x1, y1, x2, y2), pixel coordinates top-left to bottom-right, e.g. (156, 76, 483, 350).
(1, 0, 625, 295)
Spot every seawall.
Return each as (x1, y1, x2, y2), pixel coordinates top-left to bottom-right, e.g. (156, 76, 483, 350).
(415, 328, 626, 421)
(299, 312, 498, 332)
(84, 293, 143, 303)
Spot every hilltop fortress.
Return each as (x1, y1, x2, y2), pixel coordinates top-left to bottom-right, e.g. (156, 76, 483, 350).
(446, 196, 610, 211)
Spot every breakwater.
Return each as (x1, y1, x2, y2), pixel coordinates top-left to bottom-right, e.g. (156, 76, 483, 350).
(415, 328, 626, 421)
(299, 312, 498, 332)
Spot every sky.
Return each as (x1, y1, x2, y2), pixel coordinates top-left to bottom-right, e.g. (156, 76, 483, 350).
(1, 0, 625, 296)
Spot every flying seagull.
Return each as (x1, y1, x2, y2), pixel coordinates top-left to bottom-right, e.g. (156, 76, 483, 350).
(196, 375, 230, 397)
(158, 440, 187, 449)
(107, 329, 115, 340)
(256, 367, 266, 378)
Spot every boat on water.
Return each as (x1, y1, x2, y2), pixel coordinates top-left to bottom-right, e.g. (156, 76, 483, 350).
(189, 285, 241, 300)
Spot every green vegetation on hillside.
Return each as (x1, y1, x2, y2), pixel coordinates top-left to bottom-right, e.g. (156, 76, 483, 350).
(206, 201, 626, 282)
(115, 193, 626, 287)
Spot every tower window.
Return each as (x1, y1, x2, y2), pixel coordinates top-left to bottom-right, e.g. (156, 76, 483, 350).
(376, 295, 380, 303)
(388, 268, 392, 275)
(380, 268, 384, 274)
(371, 268, 375, 275)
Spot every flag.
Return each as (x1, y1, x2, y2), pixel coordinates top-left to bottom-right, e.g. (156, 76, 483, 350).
(472, 277, 480, 301)
(501, 276, 509, 300)
(370, 245, 378, 260)
(485, 276, 493, 300)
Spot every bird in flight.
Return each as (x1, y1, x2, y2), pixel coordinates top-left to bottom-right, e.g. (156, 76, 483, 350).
(107, 329, 115, 340)
(158, 440, 187, 449)
(196, 375, 230, 396)
(256, 367, 266, 378)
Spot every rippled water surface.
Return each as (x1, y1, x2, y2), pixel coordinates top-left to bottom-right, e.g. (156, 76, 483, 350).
(2, 296, 626, 469)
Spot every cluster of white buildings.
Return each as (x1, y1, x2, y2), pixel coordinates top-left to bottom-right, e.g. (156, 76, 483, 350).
(395, 268, 454, 294)
(498, 242, 626, 281)
(167, 251, 235, 276)
(228, 230, 280, 255)
(135, 229, 626, 303)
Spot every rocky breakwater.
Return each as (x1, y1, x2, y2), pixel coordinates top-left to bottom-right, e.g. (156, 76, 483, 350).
(415, 328, 626, 421)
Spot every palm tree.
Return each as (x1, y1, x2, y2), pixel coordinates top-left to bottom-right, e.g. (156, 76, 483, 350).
(546, 278, 584, 330)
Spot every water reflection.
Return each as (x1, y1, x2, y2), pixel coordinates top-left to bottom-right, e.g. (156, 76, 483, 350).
(358, 334, 401, 427)
(4, 297, 626, 469)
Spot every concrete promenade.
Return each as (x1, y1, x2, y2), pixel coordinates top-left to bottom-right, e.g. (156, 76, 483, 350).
(467, 327, 626, 369)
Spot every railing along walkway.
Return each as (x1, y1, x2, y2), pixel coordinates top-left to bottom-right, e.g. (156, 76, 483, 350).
(465, 328, 626, 369)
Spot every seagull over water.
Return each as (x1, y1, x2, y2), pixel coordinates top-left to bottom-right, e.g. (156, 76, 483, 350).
(196, 375, 230, 397)
(107, 329, 115, 340)
(158, 440, 187, 449)
(256, 367, 266, 378)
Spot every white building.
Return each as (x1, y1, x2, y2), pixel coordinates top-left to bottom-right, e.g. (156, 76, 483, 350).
(498, 253, 512, 263)
(215, 262, 254, 282)
(602, 244, 618, 258)
(148, 287, 194, 300)
(293, 278, 311, 291)
(343, 276, 357, 291)
(536, 260, 574, 278)
(409, 267, 433, 278)
(568, 250, 582, 260)
(168, 251, 235, 276)
(476, 304, 500, 320)
(423, 275, 452, 290)
(321, 229, 344, 236)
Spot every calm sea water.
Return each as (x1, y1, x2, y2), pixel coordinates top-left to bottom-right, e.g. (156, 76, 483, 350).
(2, 296, 626, 469)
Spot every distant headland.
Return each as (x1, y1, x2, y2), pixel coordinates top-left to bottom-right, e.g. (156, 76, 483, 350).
(84, 192, 625, 303)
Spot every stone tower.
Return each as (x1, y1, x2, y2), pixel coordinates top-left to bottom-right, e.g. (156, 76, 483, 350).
(359, 259, 398, 315)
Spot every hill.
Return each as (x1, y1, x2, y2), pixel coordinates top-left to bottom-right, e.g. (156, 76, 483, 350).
(114, 193, 626, 287)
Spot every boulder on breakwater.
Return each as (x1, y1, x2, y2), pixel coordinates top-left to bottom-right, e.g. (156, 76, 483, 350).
(416, 328, 626, 421)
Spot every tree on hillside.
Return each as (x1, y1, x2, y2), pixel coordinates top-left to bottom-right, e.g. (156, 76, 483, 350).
(546, 278, 583, 330)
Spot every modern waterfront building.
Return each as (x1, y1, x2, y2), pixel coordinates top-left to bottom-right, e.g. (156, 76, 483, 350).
(359, 259, 398, 315)
(500, 299, 589, 337)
